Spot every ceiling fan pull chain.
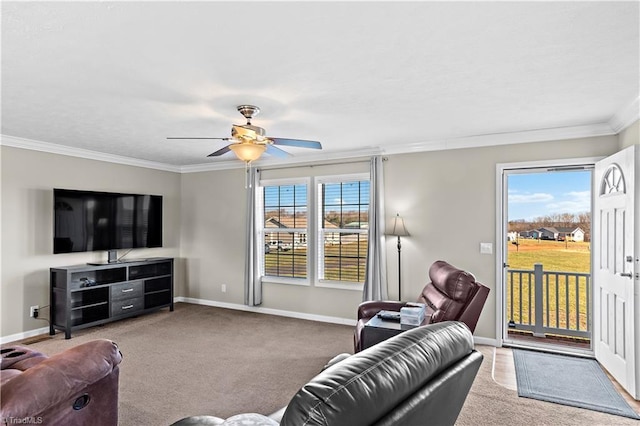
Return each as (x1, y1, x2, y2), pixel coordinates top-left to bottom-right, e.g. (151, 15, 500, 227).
(244, 162, 250, 189)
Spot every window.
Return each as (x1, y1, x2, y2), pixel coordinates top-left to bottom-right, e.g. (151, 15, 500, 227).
(317, 178, 370, 283)
(262, 182, 308, 279)
(258, 173, 370, 287)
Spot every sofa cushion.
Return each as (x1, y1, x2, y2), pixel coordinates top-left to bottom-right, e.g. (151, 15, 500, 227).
(281, 321, 474, 426)
(1, 346, 49, 387)
(171, 414, 278, 426)
(1, 346, 47, 371)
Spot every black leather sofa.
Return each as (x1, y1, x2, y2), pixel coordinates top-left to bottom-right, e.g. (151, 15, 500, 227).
(172, 321, 483, 426)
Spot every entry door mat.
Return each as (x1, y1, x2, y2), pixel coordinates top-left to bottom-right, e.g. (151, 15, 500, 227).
(513, 349, 640, 419)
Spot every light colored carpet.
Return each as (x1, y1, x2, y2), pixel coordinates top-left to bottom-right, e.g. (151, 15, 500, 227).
(23, 303, 640, 425)
(24, 303, 354, 424)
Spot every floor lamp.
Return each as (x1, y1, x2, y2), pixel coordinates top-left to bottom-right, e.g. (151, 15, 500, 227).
(389, 213, 410, 301)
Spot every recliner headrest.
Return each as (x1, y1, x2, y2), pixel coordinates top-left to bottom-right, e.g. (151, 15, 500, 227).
(428, 260, 477, 302)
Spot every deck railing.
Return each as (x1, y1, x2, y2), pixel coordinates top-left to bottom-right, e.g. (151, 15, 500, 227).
(507, 263, 591, 339)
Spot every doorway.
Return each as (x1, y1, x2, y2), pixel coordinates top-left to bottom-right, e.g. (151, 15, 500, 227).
(499, 161, 594, 355)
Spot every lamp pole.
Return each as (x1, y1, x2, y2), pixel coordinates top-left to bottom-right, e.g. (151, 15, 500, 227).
(388, 213, 409, 302)
(396, 235, 402, 300)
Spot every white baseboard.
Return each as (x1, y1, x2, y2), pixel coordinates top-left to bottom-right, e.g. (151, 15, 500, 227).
(1, 326, 50, 345)
(175, 297, 357, 326)
(473, 335, 498, 347)
(1, 298, 499, 346)
(176, 297, 499, 346)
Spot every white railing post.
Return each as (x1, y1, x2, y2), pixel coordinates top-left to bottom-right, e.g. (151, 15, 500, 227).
(533, 263, 545, 337)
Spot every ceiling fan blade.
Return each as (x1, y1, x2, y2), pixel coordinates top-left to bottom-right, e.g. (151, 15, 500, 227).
(167, 137, 231, 140)
(265, 144, 293, 158)
(269, 138, 322, 150)
(207, 145, 232, 157)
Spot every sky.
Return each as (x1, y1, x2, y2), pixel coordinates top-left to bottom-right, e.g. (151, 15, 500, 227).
(264, 181, 370, 212)
(508, 170, 592, 221)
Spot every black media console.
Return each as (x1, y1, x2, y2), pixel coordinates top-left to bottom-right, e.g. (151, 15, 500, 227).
(50, 257, 174, 339)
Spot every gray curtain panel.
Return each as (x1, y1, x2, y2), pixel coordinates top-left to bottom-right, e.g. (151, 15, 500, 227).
(362, 155, 388, 301)
(244, 167, 262, 306)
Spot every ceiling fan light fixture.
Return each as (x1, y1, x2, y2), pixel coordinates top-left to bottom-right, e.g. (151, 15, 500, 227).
(168, 105, 322, 162)
(229, 142, 266, 163)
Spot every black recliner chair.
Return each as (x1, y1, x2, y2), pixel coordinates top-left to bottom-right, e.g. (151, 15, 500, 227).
(172, 321, 483, 426)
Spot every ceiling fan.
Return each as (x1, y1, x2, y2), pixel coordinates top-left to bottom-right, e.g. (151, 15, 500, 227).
(168, 105, 322, 163)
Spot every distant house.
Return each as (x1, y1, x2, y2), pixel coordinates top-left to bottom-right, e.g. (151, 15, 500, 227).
(556, 226, 585, 242)
(518, 226, 585, 242)
(538, 227, 559, 240)
(520, 230, 541, 239)
(264, 216, 340, 247)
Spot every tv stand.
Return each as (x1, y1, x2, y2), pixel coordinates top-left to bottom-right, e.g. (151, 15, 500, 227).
(50, 258, 173, 339)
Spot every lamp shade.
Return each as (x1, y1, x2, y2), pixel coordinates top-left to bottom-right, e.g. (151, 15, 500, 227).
(388, 213, 410, 237)
(229, 142, 266, 163)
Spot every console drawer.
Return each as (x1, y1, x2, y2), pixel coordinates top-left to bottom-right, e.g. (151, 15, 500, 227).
(110, 281, 143, 301)
(111, 297, 143, 317)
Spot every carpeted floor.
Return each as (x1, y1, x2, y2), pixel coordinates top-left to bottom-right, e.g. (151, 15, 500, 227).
(22, 303, 640, 425)
(24, 303, 354, 424)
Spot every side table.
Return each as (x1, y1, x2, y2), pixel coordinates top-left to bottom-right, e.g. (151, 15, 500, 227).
(361, 314, 431, 350)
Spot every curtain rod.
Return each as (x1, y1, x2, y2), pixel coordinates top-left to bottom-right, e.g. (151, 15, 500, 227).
(256, 156, 388, 172)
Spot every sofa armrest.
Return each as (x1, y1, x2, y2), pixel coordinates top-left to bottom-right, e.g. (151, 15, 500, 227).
(457, 283, 490, 333)
(322, 353, 351, 371)
(0, 339, 122, 420)
(357, 301, 406, 320)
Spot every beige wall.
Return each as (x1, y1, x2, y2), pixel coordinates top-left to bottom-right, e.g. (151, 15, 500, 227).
(180, 135, 619, 341)
(179, 162, 370, 320)
(384, 135, 619, 339)
(179, 168, 247, 304)
(0, 146, 182, 338)
(0, 131, 626, 341)
(618, 119, 639, 149)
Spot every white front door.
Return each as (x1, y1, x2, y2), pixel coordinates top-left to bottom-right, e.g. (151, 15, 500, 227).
(593, 144, 639, 399)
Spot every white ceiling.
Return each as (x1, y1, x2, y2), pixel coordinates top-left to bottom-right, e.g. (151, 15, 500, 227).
(2, 1, 639, 171)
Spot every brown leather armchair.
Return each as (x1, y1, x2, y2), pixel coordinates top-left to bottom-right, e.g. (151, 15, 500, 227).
(1, 339, 122, 426)
(354, 260, 490, 352)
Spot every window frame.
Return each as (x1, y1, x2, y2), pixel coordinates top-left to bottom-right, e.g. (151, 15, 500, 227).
(315, 173, 369, 291)
(257, 172, 370, 291)
(259, 177, 312, 286)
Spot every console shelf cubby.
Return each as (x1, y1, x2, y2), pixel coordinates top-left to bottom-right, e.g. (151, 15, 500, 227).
(50, 258, 173, 339)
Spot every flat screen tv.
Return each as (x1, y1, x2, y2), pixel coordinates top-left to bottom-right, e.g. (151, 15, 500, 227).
(53, 189, 163, 254)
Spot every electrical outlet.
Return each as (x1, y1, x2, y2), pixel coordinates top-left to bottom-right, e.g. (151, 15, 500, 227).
(221, 284, 227, 293)
(30, 305, 39, 318)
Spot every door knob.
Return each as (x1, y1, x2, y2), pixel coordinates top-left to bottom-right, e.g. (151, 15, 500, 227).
(620, 272, 633, 278)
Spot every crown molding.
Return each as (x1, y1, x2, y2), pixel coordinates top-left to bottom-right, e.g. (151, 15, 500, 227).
(608, 96, 640, 134)
(0, 134, 182, 173)
(0, 121, 623, 174)
(382, 122, 617, 155)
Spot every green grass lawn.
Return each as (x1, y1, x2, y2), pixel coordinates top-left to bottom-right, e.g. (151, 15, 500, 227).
(507, 239, 591, 333)
(264, 242, 367, 282)
(508, 239, 591, 272)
